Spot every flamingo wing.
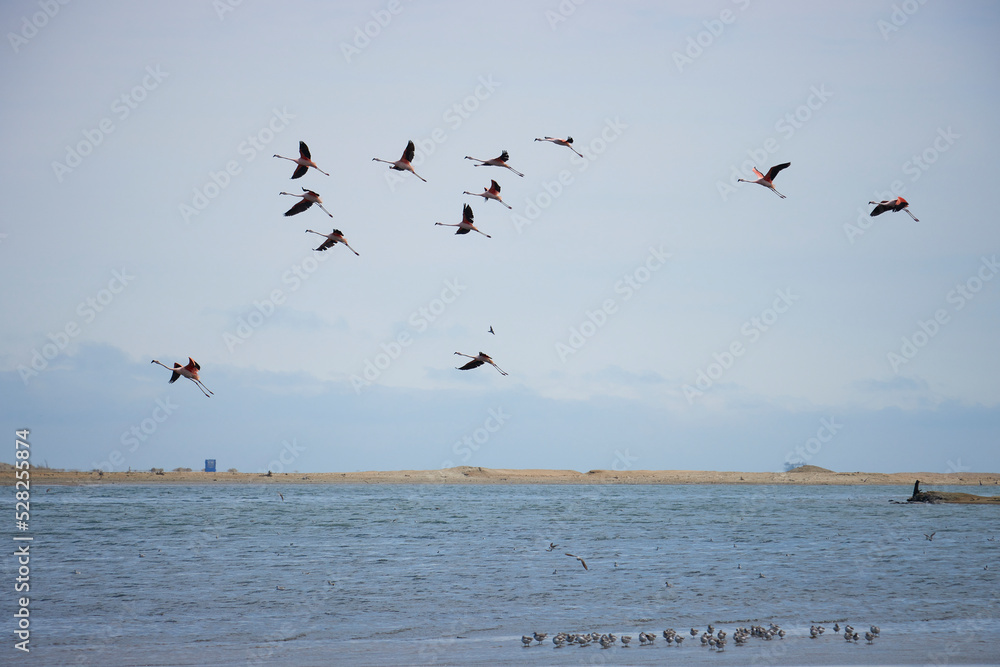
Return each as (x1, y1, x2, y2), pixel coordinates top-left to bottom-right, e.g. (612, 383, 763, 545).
(490, 179, 501, 193)
(299, 141, 311, 159)
(764, 162, 790, 181)
(285, 199, 313, 216)
(168, 370, 181, 384)
(458, 358, 485, 370)
(498, 150, 510, 162)
(315, 237, 337, 251)
(463, 203, 474, 224)
(403, 140, 416, 162)
(869, 201, 890, 217)
(291, 164, 309, 180)
(188, 358, 201, 371)
(455, 226, 471, 235)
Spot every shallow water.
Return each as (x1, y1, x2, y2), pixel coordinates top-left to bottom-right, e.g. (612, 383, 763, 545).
(12, 483, 1000, 665)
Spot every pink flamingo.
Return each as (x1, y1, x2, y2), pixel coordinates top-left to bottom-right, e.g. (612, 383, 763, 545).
(150, 358, 213, 397)
(273, 141, 329, 179)
(435, 204, 490, 238)
(454, 351, 507, 375)
(464, 150, 524, 177)
(372, 140, 427, 182)
(869, 197, 919, 221)
(738, 162, 791, 198)
(305, 228, 359, 255)
(534, 136, 583, 158)
(463, 179, 511, 209)
(279, 188, 333, 217)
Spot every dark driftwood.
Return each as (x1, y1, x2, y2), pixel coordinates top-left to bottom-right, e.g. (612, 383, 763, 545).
(907, 479, 1000, 504)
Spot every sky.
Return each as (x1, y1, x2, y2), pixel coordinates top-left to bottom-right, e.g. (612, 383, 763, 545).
(2, 1, 999, 475)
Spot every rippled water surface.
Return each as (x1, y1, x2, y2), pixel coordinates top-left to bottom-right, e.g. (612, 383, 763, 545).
(15, 483, 1000, 665)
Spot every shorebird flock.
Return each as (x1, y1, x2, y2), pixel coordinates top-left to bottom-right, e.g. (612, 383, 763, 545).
(150, 135, 923, 396)
(521, 622, 883, 650)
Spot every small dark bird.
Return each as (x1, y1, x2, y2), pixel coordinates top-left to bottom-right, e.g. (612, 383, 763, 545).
(546, 542, 557, 552)
(488, 326, 495, 335)
(565, 553, 588, 570)
(925, 532, 936, 541)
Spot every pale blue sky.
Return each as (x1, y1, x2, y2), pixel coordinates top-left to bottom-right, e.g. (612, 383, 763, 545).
(2, 1, 998, 474)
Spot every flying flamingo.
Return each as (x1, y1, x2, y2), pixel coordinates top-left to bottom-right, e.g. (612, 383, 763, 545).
(534, 136, 583, 158)
(464, 150, 524, 177)
(372, 140, 426, 182)
(737, 162, 791, 198)
(273, 141, 329, 179)
(150, 358, 213, 397)
(869, 197, 919, 221)
(435, 203, 490, 238)
(279, 188, 333, 217)
(305, 228, 359, 255)
(454, 351, 507, 375)
(463, 179, 511, 209)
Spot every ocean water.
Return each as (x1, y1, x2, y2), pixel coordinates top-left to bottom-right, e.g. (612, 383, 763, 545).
(11, 483, 1000, 665)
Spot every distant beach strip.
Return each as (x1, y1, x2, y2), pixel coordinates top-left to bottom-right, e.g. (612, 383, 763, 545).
(4, 463, 999, 490)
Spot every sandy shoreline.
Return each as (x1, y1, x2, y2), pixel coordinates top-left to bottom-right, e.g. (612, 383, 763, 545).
(5, 465, 1000, 489)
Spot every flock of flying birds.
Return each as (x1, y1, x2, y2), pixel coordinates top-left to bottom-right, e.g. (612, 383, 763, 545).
(150, 139, 921, 395)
